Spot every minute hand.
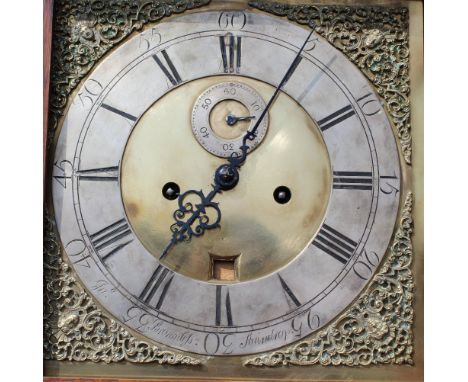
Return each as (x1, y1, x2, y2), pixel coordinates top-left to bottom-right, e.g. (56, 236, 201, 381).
(246, 25, 316, 141)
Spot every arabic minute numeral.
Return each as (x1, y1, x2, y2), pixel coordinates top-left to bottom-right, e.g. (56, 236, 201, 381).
(139, 28, 162, 51)
(218, 11, 247, 30)
(77, 78, 103, 109)
(352, 249, 380, 280)
(304, 36, 320, 51)
(357, 92, 381, 116)
(203, 333, 233, 355)
(199, 126, 210, 138)
(380, 173, 399, 196)
(291, 309, 320, 338)
(65, 239, 91, 268)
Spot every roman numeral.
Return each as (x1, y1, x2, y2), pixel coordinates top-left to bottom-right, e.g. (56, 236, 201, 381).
(89, 219, 133, 261)
(317, 104, 356, 131)
(215, 285, 233, 326)
(77, 166, 119, 182)
(313, 224, 358, 264)
(333, 171, 373, 190)
(152, 50, 182, 86)
(139, 265, 174, 310)
(219, 35, 241, 73)
(100, 103, 137, 121)
(278, 274, 301, 308)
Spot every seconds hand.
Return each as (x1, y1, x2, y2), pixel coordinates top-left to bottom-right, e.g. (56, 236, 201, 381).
(159, 25, 316, 260)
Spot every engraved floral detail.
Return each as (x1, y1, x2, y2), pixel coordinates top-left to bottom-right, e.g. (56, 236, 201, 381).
(48, 0, 211, 146)
(248, 0, 412, 164)
(43, 212, 201, 364)
(244, 192, 414, 366)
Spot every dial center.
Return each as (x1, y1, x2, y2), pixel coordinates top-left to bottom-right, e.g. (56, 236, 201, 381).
(121, 76, 331, 283)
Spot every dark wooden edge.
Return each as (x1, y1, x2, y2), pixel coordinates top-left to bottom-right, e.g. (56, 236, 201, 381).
(43, 0, 53, 185)
(43, 380, 249, 382)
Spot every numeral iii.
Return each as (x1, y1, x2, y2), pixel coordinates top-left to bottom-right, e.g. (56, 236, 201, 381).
(333, 171, 373, 191)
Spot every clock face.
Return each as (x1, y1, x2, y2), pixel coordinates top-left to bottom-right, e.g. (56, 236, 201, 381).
(52, 11, 401, 356)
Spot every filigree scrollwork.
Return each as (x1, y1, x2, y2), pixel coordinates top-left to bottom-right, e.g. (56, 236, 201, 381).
(248, 1, 412, 164)
(48, 0, 211, 147)
(43, 212, 202, 365)
(160, 187, 222, 259)
(172, 189, 221, 238)
(244, 192, 414, 366)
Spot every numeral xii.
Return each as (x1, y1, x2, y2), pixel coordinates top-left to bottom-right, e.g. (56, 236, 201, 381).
(219, 35, 241, 73)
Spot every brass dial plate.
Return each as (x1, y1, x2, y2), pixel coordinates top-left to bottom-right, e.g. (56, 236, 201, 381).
(51, 10, 401, 356)
(121, 75, 331, 282)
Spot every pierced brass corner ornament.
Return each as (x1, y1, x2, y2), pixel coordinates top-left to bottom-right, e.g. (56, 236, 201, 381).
(45, 0, 212, 365)
(245, 192, 414, 367)
(44, 212, 202, 365)
(48, 0, 211, 147)
(249, 0, 412, 164)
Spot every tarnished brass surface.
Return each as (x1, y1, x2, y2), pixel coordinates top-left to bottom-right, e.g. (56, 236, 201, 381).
(121, 75, 331, 282)
(45, 0, 423, 380)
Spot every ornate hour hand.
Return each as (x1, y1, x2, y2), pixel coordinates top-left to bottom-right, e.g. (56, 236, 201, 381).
(160, 25, 316, 260)
(160, 187, 222, 260)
